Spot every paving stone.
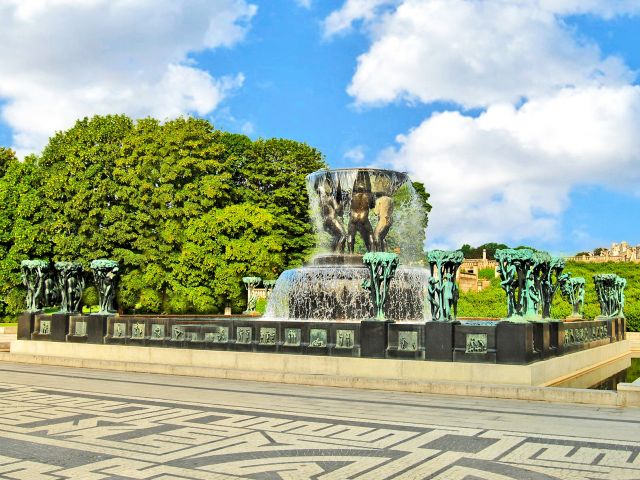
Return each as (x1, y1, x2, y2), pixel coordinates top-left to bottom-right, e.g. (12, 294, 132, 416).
(0, 362, 638, 479)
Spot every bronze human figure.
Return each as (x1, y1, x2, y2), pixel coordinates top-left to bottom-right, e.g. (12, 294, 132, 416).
(347, 170, 375, 253)
(373, 194, 393, 251)
(317, 174, 346, 253)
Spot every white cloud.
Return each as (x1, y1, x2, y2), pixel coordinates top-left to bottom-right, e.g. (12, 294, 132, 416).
(382, 86, 640, 249)
(344, 145, 366, 163)
(295, 0, 312, 8)
(328, 0, 634, 108)
(0, 0, 257, 155)
(323, 0, 397, 37)
(326, 0, 640, 248)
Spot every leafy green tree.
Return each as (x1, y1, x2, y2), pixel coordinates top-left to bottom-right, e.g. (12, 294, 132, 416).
(173, 204, 285, 313)
(0, 115, 327, 316)
(229, 137, 326, 268)
(38, 115, 134, 263)
(0, 152, 49, 320)
(113, 117, 231, 311)
(460, 242, 509, 259)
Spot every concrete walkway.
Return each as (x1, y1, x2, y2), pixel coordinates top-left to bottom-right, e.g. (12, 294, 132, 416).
(0, 361, 638, 479)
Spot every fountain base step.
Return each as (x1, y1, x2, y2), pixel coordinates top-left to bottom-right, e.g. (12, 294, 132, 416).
(4, 339, 636, 407)
(16, 313, 626, 365)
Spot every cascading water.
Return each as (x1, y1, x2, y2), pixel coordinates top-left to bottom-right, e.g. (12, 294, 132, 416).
(264, 168, 430, 323)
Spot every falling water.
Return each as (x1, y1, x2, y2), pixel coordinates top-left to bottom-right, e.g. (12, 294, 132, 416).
(265, 265, 429, 322)
(264, 167, 430, 323)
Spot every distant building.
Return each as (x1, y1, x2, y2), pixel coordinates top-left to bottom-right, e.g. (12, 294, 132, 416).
(569, 241, 640, 263)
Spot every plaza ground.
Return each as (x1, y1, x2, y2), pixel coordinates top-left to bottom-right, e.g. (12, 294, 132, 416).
(0, 361, 639, 479)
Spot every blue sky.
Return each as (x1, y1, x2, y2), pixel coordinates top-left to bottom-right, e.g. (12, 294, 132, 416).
(1, 0, 639, 255)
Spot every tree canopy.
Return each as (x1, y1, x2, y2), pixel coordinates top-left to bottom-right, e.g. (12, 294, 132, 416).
(459, 242, 509, 259)
(0, 115, 328, 319)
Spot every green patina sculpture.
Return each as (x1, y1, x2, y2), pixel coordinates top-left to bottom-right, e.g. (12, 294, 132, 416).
(495, 249, 567, 321)
(426, 250, 463, 321)
(559, 274, 585, 318)
(21, 259, 49, 312)
(55, 262, 85, 313)
(262, 279, 277, 300)
(496, 249, 535, 321)
(534, 254, 566, 319)
(90, 259, 119, 314)
(362, 252, 399, 320)
(242, 276, 262, 314)
(594, 273, 626, 318)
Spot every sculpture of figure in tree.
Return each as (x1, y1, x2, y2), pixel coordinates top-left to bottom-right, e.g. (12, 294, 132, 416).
(55, 262, 85, 313)
(362, 252, 399, 320)
(21, 260, 49, 312)
(317, 174, 346, 253)
(242, 276, 262, 314)
(497, 260, 517, 318)
(559, 274, 585, 318)
(426, 250, 463, 322)
(615, 276, 627, 317)
(524, 270, 540, 317)
(594, 273, 627, 318)
(90, 260, 120, 314)
(427, 277, 441, 320)
(347, 170, 375, 253)
(44, 268, 60, 308)
(442, 273, 455, 321)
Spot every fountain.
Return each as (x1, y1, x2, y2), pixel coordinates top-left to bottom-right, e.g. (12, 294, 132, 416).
(15, 168, 628, 370)
(265, 168, 430, 324)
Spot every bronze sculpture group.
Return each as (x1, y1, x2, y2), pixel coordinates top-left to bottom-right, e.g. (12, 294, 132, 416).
(21, 258, 119, 314)
(426, 250, 464, 322)
(315, 169, 399, 254)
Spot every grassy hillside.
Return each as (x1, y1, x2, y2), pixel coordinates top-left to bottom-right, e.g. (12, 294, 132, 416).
(457, 261, 640, 331)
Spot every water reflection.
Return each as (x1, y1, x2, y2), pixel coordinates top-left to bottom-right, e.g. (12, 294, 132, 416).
(552, 356, 640, 390)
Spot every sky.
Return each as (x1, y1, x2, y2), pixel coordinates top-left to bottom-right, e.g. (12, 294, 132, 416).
(1, 0, 640, 255)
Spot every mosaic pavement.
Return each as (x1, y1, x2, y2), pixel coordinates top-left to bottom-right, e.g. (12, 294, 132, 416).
(0, 365, 639, 479)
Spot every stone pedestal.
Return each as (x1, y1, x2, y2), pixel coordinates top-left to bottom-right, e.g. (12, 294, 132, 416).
(559, 319, 611, 355)
(67, 314, 112, 344)
(279, 322, 305, 355)
(532, 321, 553, 359)
(329, 323, 360, 357)
(387, 323, 424, 359)
(32, 313, 69, 342)
(453, 322, 497, 363)
(496, 322, 537, 364)
(18, 311, 38, 340)
(548, 321, 560, 355)
(360, 320, 389, 358)
(425, 321, 457, 361)
(611, 317, 625, 341)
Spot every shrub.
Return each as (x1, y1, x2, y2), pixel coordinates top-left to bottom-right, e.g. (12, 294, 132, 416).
(256, 298, 267, 315)
(478, 267, 495, 280)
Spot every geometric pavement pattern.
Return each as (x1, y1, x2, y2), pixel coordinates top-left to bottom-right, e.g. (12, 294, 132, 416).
(1, 382, 640, 479)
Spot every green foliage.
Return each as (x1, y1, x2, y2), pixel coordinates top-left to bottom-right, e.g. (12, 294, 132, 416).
(411, 181, 432, 228)
(457, 261, 640, 331)
(0, 115, 326, 318)
(82, 286, 99, 309)
(256, 298, 268, 315)
(478, 267, 495, 280)
(460, 242, 508, 260)
(0, 151, 48, 320)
